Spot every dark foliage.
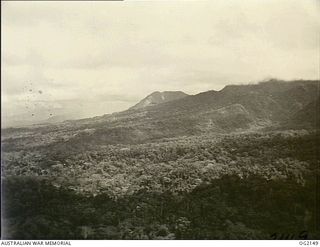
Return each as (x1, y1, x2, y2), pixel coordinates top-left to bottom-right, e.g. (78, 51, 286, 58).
(2, 132, 319, 239)
(2, 173, 319, 240)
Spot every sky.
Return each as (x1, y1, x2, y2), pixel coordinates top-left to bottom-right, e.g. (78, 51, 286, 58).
(2, 0, 319, 127)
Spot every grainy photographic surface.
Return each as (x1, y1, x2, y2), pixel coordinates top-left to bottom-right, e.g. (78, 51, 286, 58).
(1, 0, 320, 240)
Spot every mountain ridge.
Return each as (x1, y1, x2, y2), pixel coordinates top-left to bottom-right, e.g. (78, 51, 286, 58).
(2, 79, 319, 153)
(129, 91, 188, 110)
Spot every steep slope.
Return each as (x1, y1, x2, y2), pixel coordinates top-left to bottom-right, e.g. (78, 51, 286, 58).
(2, 80, 319, 152)
(129, 91, 188, 110)
(288, 97, 320, 129)
(54, 80, 320, 147)
(147, 80, 318, 121)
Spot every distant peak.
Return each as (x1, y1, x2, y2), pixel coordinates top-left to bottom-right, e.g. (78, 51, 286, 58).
(130, 91, 188, 110)
(149, 91, 161, 95)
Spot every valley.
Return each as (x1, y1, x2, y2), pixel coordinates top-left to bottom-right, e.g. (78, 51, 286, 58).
(1, 79, 320, 239)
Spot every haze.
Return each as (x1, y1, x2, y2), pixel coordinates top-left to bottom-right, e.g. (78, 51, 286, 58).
(2, 0, 319, 127)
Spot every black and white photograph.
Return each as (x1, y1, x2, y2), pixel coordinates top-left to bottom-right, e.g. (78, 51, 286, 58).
(1, 0, 319, 242)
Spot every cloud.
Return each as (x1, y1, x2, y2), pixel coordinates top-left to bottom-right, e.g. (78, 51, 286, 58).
(2, 0, 319, 126)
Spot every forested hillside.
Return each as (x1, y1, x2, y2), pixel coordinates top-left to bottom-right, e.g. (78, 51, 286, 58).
(1, 80, 319, 239)
(2, 131, 320, 239)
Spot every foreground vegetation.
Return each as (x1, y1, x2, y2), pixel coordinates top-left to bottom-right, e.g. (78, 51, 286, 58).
(2, 130, 320, 239)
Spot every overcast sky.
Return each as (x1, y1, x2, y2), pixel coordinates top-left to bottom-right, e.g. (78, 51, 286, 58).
(2, 0, 319, 127)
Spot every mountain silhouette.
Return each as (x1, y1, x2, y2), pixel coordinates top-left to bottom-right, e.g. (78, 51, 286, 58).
(129, 91, 188, 110)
